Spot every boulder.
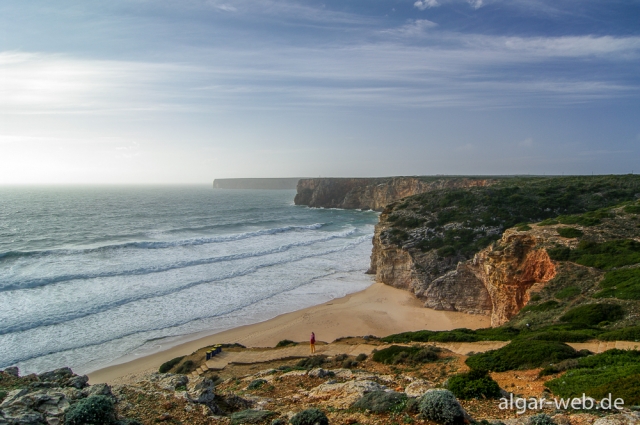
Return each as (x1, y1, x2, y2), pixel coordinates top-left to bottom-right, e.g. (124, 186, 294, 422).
(308, 380, 388, 408)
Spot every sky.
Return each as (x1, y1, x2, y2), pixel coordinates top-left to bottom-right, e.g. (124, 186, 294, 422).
(1, 0, 639, 184)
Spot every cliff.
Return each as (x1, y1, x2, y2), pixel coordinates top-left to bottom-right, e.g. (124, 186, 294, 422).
(213, 178, 302, 190)
(368, 175, 640, 326)
(294, 177, 494, 211)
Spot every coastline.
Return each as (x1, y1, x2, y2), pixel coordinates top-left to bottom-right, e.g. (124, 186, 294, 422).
(88, 281, 491, 385)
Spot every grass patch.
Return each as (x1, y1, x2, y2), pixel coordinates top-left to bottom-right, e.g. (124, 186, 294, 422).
(158, 356, 185, 373)
(372, 345, 441, 365)
(381, 327, 518, 344)
(594, 268, 640, 300)
(446, 369, 501, 400)
(545, 349, 640, 405)
(175, 360, 196, 374)
(557, 227, 583, 238)
(560, 303, 625, 326)
(466, 340, 580, 372)
(598, 326, 640, 341)
(521, 300, 561, 313)
(275, 339, 297, 347)
(548, 239, 640, 270)
(555, 286, 581, 300)
(537, 219, 559, 226)
(625, 205, 640, 214)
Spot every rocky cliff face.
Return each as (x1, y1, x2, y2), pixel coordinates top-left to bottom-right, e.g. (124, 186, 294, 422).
(367, 176, 640, 327)
(294, 177, 494, 211)
(370, 222, 558, 326)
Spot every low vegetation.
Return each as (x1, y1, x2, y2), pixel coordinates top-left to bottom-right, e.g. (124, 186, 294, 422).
(544, 349, 640, 405)
(418, 389, 467, 425)
(158, 356, 185, 373)
(559, 303, 625, 326)
(446, 369, 501, 400)
(290, 408, 329, 425)
(64, 395, 116, 425)
(372, 345, 441, 365)
(353, 390, 407, 413)
(465, 340, 581, 372)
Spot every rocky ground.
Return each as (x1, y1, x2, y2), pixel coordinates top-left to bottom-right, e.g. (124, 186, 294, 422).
(3, 340, 639, 425)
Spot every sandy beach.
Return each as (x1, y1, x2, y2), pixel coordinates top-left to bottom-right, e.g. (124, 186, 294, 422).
(88, 281, 490, 385)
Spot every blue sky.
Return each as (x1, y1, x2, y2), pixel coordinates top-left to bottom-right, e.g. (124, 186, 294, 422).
(1, 0, 639, 183)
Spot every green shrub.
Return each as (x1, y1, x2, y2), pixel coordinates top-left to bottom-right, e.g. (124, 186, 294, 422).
(594, 268, 640, 300)
(446, 370, 501, 400)
(418, 389, 467, 425)
(289, 408, 329, 425)
(545, 350, 640, 404)
(276, 340, 297, 348)
(342, 359, 358, 369)
(560, 303, 625, 326)
(521, 300, 561, 313)
(625, 205, 640, 214)
(230, 410, 275, 425)
(175, 360, 196, 374)
(0, 390, 7, 403)
(538, 358, 580, 377)
(529, 413, 555, 425)
(598, 325, 640, 341)
(296, 356, 326, 369)
(247, 379, 267, 390)
(557, 227, 583, 238)
(355, 353, 368, 362)
(353, 390, 407, 413)
(158, 356, 185, 373)
(437, 246, 457, 257)
(381, 327, 519, 344)
(466, 340, 579, 372)
(65, 395, 116, 425)
(548, 239, 640, 270)
(372, 345, 440, 365)
(516, 224, 532, 231)
(555, 286, 581, 300)
(537, 219, 559, 226)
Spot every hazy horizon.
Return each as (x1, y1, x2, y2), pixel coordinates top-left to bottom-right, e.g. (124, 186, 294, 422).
(1, 1, 639, 184)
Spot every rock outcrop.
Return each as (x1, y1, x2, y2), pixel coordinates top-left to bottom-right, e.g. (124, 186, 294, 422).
(294, 177, 494, 211)
(370, 219, 557, 326)
(468, 231, 556, 326)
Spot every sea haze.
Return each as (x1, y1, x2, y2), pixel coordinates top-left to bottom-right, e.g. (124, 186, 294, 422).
(0, 186, 378, 374)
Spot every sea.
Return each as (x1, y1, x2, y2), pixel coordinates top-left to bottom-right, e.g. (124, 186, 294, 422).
(0, 186, 378, 375)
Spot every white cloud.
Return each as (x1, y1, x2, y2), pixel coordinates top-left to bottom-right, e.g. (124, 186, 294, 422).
(382, 19, 438, 37)
(414, 0, 440, 11)
(467, 0, 484, 9)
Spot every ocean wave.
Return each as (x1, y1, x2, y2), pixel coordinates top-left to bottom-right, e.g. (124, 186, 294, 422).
(0, 226, 354, 292)
(0, 223, 327, 262)
(0, 235, 372, 360)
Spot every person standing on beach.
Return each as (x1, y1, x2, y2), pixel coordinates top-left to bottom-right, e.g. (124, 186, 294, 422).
(310, 332, 316, 354)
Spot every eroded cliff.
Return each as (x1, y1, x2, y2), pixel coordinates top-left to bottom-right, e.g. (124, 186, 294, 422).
(294, 177, 494, 211)
(368, 175, 640, 326)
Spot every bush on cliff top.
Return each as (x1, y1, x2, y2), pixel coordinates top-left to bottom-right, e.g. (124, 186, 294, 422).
(560, 303, 625, 326)
(544, 349, 640, 404)
(372, 345, 440, 365)
(418, 389, 467, 425)
(594, 268, 640, 300)
(353, 390, 407, 413)
(289, 408, 329, 425)
(547, 239, 640, 270)
(446, 369, 501, 400)
(65, 395, 116, 425)
(158, 356, 185, 373)
(465, 340, 579, 372)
